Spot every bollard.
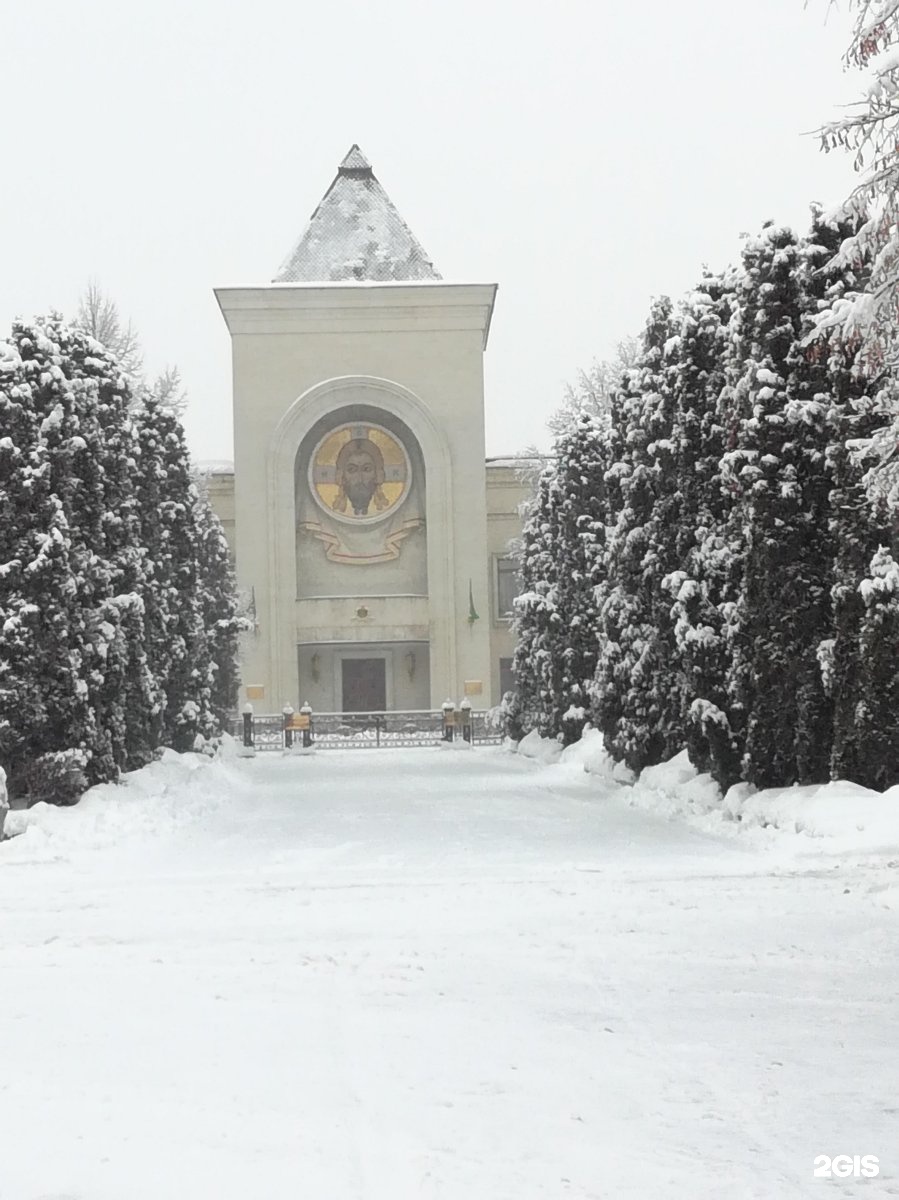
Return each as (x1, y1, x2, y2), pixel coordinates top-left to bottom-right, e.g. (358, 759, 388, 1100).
(460, 697, 473, 744)
(441, 698, 456, 743)
(282, 703, 295, 750)
(300, 701, 313, 749)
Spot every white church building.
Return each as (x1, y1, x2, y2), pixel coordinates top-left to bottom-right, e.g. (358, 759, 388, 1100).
(208, 146, 530, 714)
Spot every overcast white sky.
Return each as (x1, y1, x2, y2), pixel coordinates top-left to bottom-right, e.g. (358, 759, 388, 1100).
(1, 1, 863, 461)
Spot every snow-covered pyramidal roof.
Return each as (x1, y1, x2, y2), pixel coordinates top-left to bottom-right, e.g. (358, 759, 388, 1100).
(274, 145, 442, 284)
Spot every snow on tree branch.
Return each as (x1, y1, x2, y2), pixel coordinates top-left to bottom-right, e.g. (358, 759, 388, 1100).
(816, 2, 899, 374)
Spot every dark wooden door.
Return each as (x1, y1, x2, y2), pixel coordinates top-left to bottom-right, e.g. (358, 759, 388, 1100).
(341, 658, 387, 712)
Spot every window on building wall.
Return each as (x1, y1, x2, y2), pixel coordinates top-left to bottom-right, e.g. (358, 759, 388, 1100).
(499, 657, 515, 698)
(495, 557, 521, 619)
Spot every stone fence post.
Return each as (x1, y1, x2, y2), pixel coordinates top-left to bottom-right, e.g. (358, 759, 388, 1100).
(282, 704, 295, 750)
(460, 697, 473, 744)
(299, 702, 314, 749)
(442, 698, 456, 742)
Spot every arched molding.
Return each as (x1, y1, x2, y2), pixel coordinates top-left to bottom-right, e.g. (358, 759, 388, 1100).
(265, 375, 456, 703)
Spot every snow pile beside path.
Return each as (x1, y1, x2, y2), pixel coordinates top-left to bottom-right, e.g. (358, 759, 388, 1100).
(516, 729, 564, 764)
(609, 747, 899, 854)
(627, 752, 726, 828)
(515, 727, 899, 854)
(2, 749, 246, 861)
(725, 777, 899, 847)
(515, 726, 636, 780)
(559, 727, 637, 784)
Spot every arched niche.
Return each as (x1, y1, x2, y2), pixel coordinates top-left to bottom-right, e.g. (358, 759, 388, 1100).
(293, 404, 428, 597)
(265, 376, 456, 704)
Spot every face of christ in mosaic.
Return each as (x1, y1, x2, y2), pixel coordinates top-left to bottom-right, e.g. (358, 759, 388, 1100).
(334, 438, 388, 516)
(308, 423, 411, 527)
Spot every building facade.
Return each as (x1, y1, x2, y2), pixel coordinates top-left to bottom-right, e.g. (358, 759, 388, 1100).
(209, 146, 530, 713)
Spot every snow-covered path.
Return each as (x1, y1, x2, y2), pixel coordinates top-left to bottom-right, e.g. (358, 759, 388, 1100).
(1, 748, 896, 1199)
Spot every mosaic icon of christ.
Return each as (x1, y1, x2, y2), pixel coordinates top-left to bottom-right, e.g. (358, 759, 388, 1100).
(332, 437, 390, 517)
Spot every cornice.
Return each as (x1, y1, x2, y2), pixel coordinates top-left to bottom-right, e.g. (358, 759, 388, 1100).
(215, 283, 498, 348)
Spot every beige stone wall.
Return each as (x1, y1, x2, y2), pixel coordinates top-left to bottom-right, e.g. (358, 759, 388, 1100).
(215, 281, 505, 711)
(206, 459, 534, 711)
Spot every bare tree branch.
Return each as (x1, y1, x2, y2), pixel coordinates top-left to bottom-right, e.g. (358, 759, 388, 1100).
(74, 281, 187, 417)
(149, 365, 187, 418)
(75, 279, 144, 380)
(548, 337, 639, 439)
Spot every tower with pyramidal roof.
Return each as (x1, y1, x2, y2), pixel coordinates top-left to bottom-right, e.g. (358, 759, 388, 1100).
(214, 145, 526, 713)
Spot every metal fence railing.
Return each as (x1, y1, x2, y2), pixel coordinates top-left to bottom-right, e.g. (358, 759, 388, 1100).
(228, 708, 503, 752)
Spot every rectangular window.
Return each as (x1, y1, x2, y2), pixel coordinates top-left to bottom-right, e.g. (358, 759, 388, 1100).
(495, 557, 521, 619)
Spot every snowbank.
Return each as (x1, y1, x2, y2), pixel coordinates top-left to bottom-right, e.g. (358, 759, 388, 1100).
(725, 777, 899, 846)
(624, 751, 729, 831)
(516, 729, 564, 764)
(559, 727, 637, 784)
(514, 729, 899, 855)
(1, 747, 246, 862)
(515, 726, 636, 781)
(622, 749, 899, 853)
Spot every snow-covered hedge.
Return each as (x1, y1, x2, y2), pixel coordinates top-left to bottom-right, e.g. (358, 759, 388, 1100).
(510, 215, 899, 795)
(511, 727, 899, 854)
(0, 315, 241, 800)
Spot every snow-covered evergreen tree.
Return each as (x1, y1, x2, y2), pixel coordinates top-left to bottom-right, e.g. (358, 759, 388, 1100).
(0, 312, 240, 800)
(508, 204, 899, 791)
(132, 397, 213, 752)
(509, 465, 563, 741)
(194, 483, 242, 728)
(807, 205, 899, 788)
(816, 2, 899, 376)
(723, 225, 818, 787)
(853, 546, 899, 788)
(0, 326, 97, 791)
(662, 272, 742, 782)
(826, 396, 891, 786)
(593, 298, 680, 773)
(721, 221, 839, 788)
(43, 315, 160, 778)
(544, 412, 614, 744)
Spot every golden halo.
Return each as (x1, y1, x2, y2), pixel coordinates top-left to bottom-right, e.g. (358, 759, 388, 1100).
(307, 422, 412, 525)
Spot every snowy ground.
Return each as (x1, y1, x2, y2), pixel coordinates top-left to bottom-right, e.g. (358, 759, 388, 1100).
(1, 746, 897, 1199)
